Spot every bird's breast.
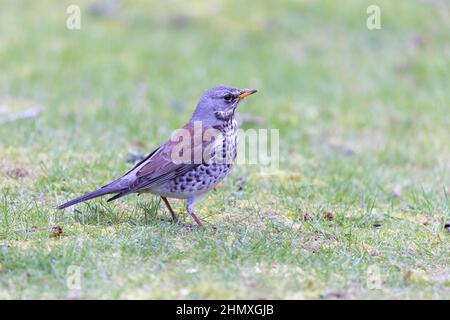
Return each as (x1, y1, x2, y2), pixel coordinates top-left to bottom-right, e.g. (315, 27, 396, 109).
(216, 118, 238, 164)
(146, 119, 239, 198)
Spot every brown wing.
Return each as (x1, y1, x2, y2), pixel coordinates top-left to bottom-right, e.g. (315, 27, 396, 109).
(108, 122, 222, 200)
(131, 145, 199, 191)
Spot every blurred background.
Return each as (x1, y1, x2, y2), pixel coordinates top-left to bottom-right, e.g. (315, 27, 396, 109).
(0, 0, 449, 299)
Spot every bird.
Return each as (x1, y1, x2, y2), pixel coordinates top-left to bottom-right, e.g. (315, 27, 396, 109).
(58, 86, 258, 226)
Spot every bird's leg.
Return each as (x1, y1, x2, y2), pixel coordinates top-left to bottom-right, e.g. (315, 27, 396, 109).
(161, 196, 177, 221)
(186, 197, 203, 227)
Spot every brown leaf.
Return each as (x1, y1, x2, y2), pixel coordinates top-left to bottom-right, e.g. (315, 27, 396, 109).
(52, 225, 63, 237)
(323, 211, 334, 220)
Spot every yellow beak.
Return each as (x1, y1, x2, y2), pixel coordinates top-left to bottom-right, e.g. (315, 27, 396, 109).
(238, 89, 258, 100)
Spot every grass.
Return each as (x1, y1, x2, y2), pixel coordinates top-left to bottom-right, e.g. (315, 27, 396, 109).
(0, 0, 449, 299)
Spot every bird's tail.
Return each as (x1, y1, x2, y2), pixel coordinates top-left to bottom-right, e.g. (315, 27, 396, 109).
(58, 185, 122, 210)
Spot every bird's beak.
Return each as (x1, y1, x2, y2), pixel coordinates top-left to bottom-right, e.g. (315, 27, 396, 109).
(238, 89, 257, 100)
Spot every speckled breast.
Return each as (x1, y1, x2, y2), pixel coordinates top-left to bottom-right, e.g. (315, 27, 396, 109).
(156, 119, 238, 198)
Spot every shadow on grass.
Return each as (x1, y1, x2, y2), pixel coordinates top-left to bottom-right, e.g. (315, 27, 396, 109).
(72, 197, 164, 226)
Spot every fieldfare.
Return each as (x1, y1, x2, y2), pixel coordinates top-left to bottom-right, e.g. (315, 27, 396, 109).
(58, 86, 258, 226)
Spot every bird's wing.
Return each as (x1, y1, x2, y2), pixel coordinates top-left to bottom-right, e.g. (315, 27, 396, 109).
(109, 123, 223, 200)
(131, 146, 200, 191)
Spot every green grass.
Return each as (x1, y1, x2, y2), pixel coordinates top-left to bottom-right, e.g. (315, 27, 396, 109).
(0, 0, 449, 299)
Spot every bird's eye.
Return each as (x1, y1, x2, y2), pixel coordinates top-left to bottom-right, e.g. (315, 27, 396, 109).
(223, 93, 233, 102)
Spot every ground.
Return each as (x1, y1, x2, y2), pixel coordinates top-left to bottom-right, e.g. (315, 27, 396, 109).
(0, 0, 449, 299)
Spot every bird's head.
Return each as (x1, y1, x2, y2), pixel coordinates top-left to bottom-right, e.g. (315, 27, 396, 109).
(190, 86, 257, 125)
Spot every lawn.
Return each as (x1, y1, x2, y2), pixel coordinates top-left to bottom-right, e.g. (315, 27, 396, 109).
(0, 0, 449, 299)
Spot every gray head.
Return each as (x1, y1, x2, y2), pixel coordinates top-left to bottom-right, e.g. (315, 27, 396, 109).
(190, 86, 257, 125)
